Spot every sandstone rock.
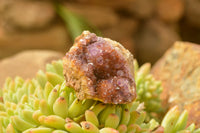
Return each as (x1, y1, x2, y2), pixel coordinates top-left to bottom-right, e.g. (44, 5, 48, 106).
(134, 19, 180, 64)
(152, 41, 200, 127)
(0, 50, 64, 87)
(156, 0, 184, 23)
(3, 1, 55, 30)
(185, 100, 200, 127)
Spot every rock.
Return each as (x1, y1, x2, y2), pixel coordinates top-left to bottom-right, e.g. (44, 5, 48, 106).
(65, 3, 119, 28)
(0, 24, 71, 59)
(185, 0, 200, 28)
(63, 31, 136, 104)
(156, 0, 184, 23)
(185, 100, 200, 127)
(0, 50, 64, 87)
(134, 19, 180, 64)
(3, 1, 55, 30)
(152, 41, 200, 127)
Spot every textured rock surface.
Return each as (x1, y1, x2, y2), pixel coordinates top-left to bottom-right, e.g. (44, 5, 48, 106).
(63, 31, 136, 104)
(0, 50, 63, 86)
(152, 41, 200, 127)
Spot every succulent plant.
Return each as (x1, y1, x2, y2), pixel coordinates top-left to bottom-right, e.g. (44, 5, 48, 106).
(0, 60, 157, 133)
(134, 60, 163, 120)
(0, 60, 199, 133)
(161, 106, 200, 133)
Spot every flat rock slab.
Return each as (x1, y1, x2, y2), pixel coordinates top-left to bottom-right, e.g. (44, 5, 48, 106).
(0, 50, 63, 87)
(152, 41, 200, 127)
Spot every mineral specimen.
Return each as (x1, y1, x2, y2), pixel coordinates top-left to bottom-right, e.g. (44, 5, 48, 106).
(63, 31, 136, 104)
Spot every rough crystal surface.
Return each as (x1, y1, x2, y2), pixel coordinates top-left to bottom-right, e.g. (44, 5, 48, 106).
(63, 31, 136, 104)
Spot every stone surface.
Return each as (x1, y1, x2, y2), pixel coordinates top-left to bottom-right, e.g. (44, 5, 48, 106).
(152, 41, 200, 127)
(0, 50, 64, 87)
(3, 1, 55, 30)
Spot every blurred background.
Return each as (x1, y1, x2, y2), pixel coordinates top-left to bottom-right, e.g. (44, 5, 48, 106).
(0, 0, 200, 64)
